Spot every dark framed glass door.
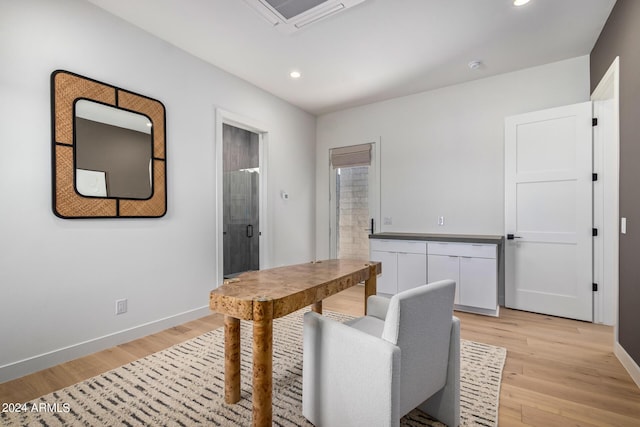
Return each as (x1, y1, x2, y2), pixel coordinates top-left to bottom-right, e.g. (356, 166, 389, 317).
(223, 124, 260, 277)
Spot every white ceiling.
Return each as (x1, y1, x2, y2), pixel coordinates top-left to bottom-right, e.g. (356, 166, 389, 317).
(86, 0, 616, 115)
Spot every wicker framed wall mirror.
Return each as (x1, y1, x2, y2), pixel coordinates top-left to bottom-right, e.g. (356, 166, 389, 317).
(51, 70, 166, 218)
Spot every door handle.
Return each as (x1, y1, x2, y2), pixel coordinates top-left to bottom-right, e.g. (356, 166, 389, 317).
(506, 234, 522, 240)
(363, 218, 375, 234)
(246, 224, 254, 238)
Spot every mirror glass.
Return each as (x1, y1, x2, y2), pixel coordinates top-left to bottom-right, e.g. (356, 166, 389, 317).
(74, 99, 153, 199)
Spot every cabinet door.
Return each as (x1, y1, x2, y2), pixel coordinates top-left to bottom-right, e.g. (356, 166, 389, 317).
(370, 250, 397, 295)
(459, 257, 497, 310)
(427, 254, 460, 304)
(397, 252, 427, 293)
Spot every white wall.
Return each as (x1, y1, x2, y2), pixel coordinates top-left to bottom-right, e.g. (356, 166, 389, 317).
(316, 56, 590, 258)
(0, 0, 316, 382)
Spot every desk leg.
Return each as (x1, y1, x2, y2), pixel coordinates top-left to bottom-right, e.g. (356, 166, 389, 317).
(252, 299, 273, 427)
(311, 301, 322, 314)
(224, 316, 241, 404)
(364, 264, 378, 314)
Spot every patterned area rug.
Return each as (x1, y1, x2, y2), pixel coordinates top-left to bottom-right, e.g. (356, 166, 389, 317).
(1, 310, 506, 426)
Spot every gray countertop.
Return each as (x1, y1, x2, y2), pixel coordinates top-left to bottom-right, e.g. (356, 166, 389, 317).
(369, 232, 504, 244)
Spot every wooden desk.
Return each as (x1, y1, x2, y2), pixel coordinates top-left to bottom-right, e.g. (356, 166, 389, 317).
(209, 259, 381, 427)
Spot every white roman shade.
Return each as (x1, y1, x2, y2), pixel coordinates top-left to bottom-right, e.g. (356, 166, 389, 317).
(330, 143, 372, 168)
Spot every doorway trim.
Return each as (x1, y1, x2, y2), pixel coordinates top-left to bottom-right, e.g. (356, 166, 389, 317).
(215, 108, 269, 287)
(590, 56, 619, 328)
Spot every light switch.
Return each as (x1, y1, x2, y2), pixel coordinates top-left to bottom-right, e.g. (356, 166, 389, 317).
(621, 217, 627, 234)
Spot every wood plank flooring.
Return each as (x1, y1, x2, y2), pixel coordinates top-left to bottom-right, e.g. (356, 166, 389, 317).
(1, 285, 639, 426)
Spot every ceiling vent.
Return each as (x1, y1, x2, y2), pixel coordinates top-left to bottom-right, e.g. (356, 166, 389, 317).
(244, 0, 366, 34)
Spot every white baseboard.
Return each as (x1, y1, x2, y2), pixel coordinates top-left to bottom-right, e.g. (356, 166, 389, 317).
(614, 341, 640, 389)
(0, 306, 212, 384)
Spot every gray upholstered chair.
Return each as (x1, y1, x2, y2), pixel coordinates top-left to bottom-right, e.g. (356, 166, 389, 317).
(302, 280, 460, 427)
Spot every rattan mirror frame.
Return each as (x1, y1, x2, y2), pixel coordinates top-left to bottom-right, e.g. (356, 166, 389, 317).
(51, 70, 166, 218)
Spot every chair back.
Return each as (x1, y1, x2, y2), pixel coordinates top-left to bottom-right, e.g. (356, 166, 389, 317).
(381, 280, 456, 416)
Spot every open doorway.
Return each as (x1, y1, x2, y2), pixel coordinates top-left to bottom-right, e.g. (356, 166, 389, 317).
(222, 124, 260, 277)
(215, 109, 268, 285)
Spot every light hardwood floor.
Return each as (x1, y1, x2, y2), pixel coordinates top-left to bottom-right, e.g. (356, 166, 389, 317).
(1, 285, 639, 426)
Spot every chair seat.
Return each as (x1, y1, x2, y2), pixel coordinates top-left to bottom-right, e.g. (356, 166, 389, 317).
(345, 315, 385, 338)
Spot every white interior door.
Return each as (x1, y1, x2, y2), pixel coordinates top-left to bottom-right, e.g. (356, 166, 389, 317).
(505, 102, 593, 321)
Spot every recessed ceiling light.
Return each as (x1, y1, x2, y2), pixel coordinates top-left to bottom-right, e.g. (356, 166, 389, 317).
(514, 0, 530, 6)
(289, 70, 301, 79)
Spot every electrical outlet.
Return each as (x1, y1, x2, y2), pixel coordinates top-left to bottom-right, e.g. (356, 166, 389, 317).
(383, 217, 392, 225)
(438, 216, 445, 226)
(115, 299, 128, 315)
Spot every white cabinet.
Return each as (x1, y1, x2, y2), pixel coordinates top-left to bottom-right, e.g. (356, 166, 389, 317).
(398, 253, 427, 293)
(370, 237, 499, 316)
(459, 257, 497, 310)
(427, 242, 498, 316)
(370, 239, 427, 295)
(427, 253, 460, 304)
(370, 249, 398, 294)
